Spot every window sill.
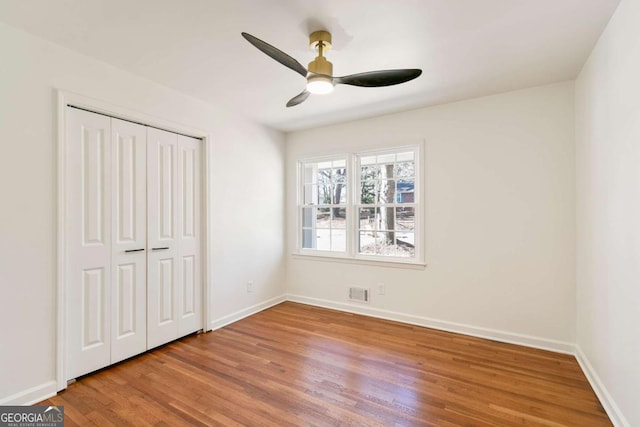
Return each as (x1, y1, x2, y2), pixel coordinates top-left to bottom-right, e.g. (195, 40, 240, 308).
(291, 253, 426, 270)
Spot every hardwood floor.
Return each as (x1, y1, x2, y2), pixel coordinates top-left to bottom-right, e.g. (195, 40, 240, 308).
(40, 302, 611, 426)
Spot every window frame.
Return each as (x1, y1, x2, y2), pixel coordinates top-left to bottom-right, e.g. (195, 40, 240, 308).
(296, 143, 425, 267)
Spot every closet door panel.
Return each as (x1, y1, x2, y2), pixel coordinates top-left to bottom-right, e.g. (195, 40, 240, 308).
(110, 119, 147, 363)
(147, 127, 179, 349)
(177, 135, 202, 335)
(66, 108, 112, 379)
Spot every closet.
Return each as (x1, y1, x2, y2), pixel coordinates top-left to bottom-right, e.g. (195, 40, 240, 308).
(64, 107, 202, 380)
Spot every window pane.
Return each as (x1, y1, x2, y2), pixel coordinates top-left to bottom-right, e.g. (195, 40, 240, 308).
(359, 231, 377, 254)
(396, 151, 414, 162)
(377, 153, 395, 164)
(301, 228, 315, 249)
(395, 207, 415, 231)
(361, 164, 380, 180)
(380, 163, 395, 179)
(359, 207, 378, 230)
(332, 159, 346, 168)
(317, 167, 331, 181)
(317, 184, 332, 204)
(376, 230, 398, 256)
(303, 184, 316, 204)
(332, 167, 346, 184)
(378, 180, 395, 203)
(395, 162, 414, 178)
(314, 228, 331, 251)
(360, 155, 376, 165)
(361, 181, 376, 204)
(316, 207, 330, 228)
(332, 183, 347, 204)
(379, 207, 395, 231)
(317, 161, 332, 170)
(317, 167, 332, 201)
(331, 208, 346, 228)
(396, 180, 414, 203)
(302, 207, 315, 228)
(378, 239, 397, 256)
(359, 231, 397, 255)
(396, 232, 415, 257)
(303, 163, 315, 184)
(331, 229, 346, 252)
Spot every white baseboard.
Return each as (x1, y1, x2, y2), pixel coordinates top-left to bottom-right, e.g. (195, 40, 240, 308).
(285, 294, 575, 354)
(209, 294, 287, 331)
(0, 381, 57, 406)
(575, 346, 629, 427)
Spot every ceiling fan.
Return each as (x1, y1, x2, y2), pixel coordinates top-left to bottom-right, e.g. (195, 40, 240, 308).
(241, 31, 422, 107)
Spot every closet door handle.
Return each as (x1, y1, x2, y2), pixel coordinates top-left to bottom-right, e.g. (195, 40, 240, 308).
(152, 247, 170, 251)
(124, 248, 145, 253)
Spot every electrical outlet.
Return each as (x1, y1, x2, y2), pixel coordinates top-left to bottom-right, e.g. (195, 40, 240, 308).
(377, 283, 385, 295)
(247, 280, 254, 293)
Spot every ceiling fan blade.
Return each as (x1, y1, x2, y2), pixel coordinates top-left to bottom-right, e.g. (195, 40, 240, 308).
(241, 32, 308, 78)
(333, 69, 422, 87)
(286, 90, 310, 107)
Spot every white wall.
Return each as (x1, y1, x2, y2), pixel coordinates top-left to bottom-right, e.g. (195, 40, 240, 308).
(575, 0, 640, 424)
(0, 22, 285, 403)
(286, 82, 576, 349)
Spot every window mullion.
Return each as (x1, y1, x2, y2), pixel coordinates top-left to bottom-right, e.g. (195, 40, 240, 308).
(349, 153, 358, 258)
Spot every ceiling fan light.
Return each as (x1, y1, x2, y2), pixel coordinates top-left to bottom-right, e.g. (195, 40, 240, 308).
(306, 75, 334, 94)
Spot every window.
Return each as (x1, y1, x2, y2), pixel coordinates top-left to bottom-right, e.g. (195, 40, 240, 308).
(298, 145, 422, 265)
(300, 158, 347, 252)
(357, 150, 416, 258)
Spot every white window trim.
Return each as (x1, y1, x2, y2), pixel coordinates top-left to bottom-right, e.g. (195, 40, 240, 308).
(295, 143, 425, 268)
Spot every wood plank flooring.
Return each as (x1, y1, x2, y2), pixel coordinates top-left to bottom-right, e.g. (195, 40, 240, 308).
(40, 302, 611, 426)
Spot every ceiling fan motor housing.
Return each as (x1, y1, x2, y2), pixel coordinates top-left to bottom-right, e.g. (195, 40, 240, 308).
(309, 31, 332, 51)
(308, 56, 333, 76)
(308, 30, 333, 76)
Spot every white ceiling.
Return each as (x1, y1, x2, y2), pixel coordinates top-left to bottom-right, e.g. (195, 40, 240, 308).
(0, 0, 620, 131)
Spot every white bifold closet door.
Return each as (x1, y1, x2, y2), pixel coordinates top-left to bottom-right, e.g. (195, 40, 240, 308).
(65, 108, 201, 380)
(146, 128, 201, 349)
(65, 108, 113, 379)
(65, 110, 147, 378)
(110, 118, 147, 364)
